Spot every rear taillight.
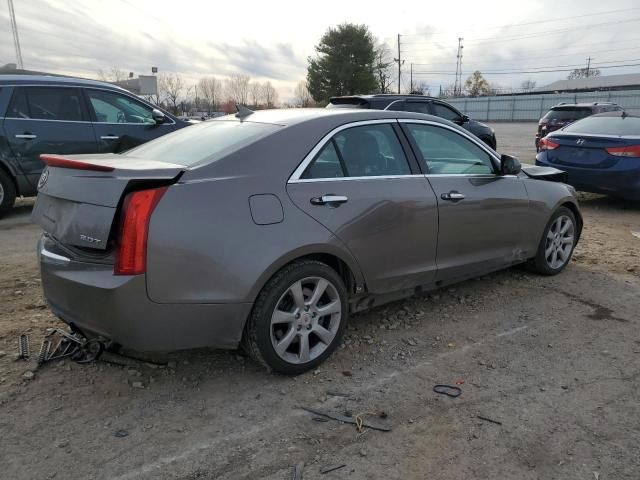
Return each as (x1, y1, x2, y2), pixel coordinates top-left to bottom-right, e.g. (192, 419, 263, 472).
(539, 137, 560, 151)
(606, 145, 640, 157)
(114, 187, 167, 276)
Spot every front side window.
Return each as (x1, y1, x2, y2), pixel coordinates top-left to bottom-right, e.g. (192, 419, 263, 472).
(406, 124, 494, 175)
(87, 89, 155, 124)
(302, 123, 411, 179)
(7, 87, 84, 121)
(431, 102, 462, 122)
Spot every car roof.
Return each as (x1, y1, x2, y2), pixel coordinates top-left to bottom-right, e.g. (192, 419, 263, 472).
(551, 102, 618, 108)
(211, 107, 454, 128)
(330, 94, 439, 102)
(591, 111, 640, 118)
(0, 74, 132, 93)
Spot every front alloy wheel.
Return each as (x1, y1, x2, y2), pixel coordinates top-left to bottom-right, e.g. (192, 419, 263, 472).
(244, 260, 348, 374)
(527, 206, 578, 275)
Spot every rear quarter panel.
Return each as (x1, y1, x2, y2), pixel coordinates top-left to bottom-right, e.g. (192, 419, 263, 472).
(145, 122, 366, 304)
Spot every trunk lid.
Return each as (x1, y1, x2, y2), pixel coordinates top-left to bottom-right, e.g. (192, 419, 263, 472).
(32, 154, 185, 251)
(545, 134, 624, 169)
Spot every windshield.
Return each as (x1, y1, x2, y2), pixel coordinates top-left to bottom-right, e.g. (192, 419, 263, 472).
(124, 120, 281, 166)
(542, 107, 592, 122)
(563, 115, 640, 136)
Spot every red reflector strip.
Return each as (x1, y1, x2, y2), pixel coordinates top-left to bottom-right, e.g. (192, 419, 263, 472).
(40, 154, 114, 172)
(114, 187, 168, 276)
(606, 145, 640, 157)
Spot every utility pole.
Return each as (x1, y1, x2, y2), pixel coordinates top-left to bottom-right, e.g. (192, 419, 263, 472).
(586, 56, 592, 78)
(7, 0, 23, 69)
(410, 63, 413, 93)
(453, 37, 464, 96)
(394, 34, 404, 94)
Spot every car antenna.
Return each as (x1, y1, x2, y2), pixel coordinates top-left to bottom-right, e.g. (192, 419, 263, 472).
(235, 104, 254, 120)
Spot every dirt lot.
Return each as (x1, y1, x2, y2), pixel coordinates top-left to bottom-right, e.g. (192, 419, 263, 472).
(1, 124, 639, 479)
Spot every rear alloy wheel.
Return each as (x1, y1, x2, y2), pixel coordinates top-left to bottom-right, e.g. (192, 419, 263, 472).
(527, 206, 577, 275)
(244, 260, 347, 374)
(0, 169, 17, 217)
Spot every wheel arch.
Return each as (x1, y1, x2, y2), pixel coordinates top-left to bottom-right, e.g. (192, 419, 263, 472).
(559, 200, 583, 241)
(246, 244, 365, 305)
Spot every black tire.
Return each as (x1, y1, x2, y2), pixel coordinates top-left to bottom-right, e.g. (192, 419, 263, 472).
(527, 206, 577, 275)
(243, 260, 348, 375)
(0, 169, 17, 217)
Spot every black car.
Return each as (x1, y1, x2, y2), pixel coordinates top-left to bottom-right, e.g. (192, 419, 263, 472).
(0, 75, 190, 215)
(327, 94, 497, 150)
(535, 102, 622, 151)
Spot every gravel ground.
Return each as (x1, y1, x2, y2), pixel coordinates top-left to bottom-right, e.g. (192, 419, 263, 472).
(1, 124, 639, 479)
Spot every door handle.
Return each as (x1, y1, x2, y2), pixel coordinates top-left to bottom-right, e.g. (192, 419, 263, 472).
(441, 191, 465, 201)
(100, 135, 119, 140)
(310, 195, 349, 206)
(15, 133, 37, 139)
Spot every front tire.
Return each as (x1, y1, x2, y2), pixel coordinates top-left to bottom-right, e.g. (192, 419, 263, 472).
(527, 206, 577, 275)
(0, 169, 17, 217)
(243, 260, 348, 375)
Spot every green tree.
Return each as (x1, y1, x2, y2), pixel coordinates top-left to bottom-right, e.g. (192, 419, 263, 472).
(307, 23, 377, 103)
(464, 70, 490, 97)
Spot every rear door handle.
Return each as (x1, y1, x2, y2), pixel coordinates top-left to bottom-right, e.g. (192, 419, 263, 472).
(310, 195, 349, 206)
(441, 191, 465, 201)
(100, 135, 119, 140)
(15, 133, 37, 139)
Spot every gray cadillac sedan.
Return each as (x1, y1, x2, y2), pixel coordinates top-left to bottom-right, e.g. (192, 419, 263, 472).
(33, 108, 581, 374)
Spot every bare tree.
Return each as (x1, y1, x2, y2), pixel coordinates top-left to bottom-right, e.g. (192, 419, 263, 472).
(225, 74, 251, 105)
(198, 76, 221, 113)
(410, 81, 430, 96)
(261, 81, 278, 108)
(568, 68, 601, 80)
(521, 79, 537, 92)
(293, 80, 313, 107)
(373, 43, 395, 94)
(249, 81, 263, 108)
(159, 72, 185, 114)
(97, 67, 127, 83)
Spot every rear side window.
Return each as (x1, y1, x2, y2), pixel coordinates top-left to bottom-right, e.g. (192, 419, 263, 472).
(302, 123, 411, 179)
(125, 120, 281, 166)
(406, 124, 494, 175)
(7, 87, 84, 121)
(404, 102, 430, 114)
(563, 115, 640, 136)
(542, 107, 592, 122)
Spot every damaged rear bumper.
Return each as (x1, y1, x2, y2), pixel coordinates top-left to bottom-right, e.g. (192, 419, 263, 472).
(38, 236, 251, 352)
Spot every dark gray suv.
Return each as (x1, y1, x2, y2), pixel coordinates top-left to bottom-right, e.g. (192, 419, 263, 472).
(0, 75, 189, 215)
(327, 94, 497, 150)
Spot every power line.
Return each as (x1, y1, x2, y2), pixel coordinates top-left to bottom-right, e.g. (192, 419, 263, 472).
(400, 6, 640, 38)
(412, 62, 640, 76)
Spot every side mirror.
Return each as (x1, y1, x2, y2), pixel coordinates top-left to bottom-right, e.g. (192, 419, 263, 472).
(500, 154, 521, 175)
(461, 114, 470, 123)
(152, 108, 166, 124)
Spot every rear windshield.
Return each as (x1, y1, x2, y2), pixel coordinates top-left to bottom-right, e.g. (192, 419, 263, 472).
(542, 107, 592, 122)
(124, 120, 281, 166)
(563, 115, 640, 136)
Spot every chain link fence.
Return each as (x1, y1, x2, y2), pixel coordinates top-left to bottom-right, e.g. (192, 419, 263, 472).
(445, 90, 640, 121)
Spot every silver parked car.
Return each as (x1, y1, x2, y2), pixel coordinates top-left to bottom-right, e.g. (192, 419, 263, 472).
(33, 108, 582, 374)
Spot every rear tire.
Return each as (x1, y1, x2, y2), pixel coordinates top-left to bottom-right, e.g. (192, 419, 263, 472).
(243, 260, 348, 375)
(527, 206, 577, 275)
(0, 169, 16, 217)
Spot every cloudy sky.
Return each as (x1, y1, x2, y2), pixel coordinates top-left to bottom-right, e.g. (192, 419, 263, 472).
(2, 0, 640, 101)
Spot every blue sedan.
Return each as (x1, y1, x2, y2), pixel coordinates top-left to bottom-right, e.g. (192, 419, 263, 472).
(536, 111, 640, 200)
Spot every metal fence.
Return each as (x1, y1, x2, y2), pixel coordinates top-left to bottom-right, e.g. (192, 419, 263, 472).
(445, 90, 640, 121)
